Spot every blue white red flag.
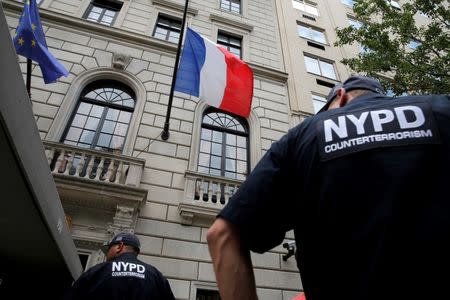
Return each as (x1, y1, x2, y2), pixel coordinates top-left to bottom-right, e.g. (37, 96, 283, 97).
(174, 28, 253, 117)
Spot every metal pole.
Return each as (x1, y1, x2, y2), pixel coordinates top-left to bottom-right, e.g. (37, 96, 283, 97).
(161, 0, 190, 141)
(26, 58, 32, 98)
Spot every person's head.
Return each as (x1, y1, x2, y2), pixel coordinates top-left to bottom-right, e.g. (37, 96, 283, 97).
(101, 232, 141, 261)
(318, 75, 385, 113)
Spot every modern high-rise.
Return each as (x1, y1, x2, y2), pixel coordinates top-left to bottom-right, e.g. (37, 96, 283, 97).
(1, 0, 431, 298)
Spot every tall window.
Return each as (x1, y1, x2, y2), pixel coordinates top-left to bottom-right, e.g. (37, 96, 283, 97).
(153, 15, 182, 43)
(298, 24, 326, 44)
(198, 109, 249, 180)
(62, 80, 135, 153)
(312, 94, 327, 113)
(292, 0, 319, 16)
(217, 32, 242, 58)
(84, 0, 122, 26)
(220, 0, 241, 14)
(304, 55, 337, 80)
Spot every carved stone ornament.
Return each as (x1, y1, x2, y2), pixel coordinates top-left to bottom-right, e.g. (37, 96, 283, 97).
(112, 52, 131, 70)
(107, 225, 134, 240)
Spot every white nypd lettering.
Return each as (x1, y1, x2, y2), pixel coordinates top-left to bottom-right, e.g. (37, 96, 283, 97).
(324, 105, 430, 143)
(324, 130, 433, 153)
(394, 105, 425, 129)
(318, 102, 440, 161)
(111, 261, 146, 279)
(347, 111, 369, 135)
(324, 116, 347, 142)
(370, 109, 395, 132)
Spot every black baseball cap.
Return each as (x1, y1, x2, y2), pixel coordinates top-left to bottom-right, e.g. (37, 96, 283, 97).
(101, 232, 141, 253)
(318, 75, 385, 113)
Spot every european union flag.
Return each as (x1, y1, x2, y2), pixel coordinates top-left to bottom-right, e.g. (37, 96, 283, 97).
(13, 0, 68, 84)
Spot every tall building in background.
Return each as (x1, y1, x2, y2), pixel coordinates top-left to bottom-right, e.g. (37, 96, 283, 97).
(2, 0, 429, 298)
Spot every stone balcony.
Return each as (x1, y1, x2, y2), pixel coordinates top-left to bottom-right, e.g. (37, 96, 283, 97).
(43, 141, 147, 211)
(179, 170, 243, 225)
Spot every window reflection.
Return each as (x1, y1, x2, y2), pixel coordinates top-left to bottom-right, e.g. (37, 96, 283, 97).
(198, 108, 249, 180)
(62, 80, 135, 153)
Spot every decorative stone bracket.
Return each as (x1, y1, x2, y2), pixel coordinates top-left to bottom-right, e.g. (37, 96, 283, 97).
(106, 204, 139, 240)
(112, 52, 131, 70)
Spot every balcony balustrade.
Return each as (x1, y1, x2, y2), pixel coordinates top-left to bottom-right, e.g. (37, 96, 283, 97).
(179, 170, 243, 225)
(43, 141, 147, 209)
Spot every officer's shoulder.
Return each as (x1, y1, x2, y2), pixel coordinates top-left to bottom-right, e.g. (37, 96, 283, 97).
(77, 261, 108, 280)
(138, 260, 164, 275)
(394, 94, 449, 103)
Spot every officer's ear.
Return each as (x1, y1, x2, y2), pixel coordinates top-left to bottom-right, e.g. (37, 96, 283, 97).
(328, 88, 348, 111)
(116, 242, 125, 253)
(335, 88, 349, 108)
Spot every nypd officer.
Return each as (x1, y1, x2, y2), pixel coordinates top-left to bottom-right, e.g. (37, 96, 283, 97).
(207, 75, 450, 300)
(64, 232, 175, 300)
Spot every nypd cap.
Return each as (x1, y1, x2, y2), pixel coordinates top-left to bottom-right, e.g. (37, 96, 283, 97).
(318, 75, 385, 113)
(101, 232, 141, 253)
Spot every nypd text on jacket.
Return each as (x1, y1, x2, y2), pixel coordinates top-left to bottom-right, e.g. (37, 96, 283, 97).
(111, 261, 146, 279)
(317, 101, 441, 161)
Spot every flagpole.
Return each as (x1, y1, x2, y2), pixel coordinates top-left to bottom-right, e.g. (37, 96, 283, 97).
(26, 58, 32, 97)
(161, 0, 190, 141)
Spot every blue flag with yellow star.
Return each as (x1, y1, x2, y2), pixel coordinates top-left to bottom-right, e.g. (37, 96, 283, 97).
(13, 0, 68, 84)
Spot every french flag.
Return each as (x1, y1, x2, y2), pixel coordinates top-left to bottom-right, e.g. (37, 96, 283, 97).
(174, 28, 253, 118)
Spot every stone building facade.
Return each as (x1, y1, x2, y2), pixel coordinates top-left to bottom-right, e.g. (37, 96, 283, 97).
(3, 0, 298, 299)
(2, 0, 426, 298)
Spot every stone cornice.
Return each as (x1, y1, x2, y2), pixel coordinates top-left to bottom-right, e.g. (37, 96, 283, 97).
(292, 110, 313, 119)
(54, 175, 147, 210)
(151, 0, 198, 16)
(2, 0, 178, 54)
(209, 13, 253, 32)
(2, 0, 287, 83)
(249, 63, 289, 83)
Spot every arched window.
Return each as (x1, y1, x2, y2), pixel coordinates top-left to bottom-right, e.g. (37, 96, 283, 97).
(62, 80, 135, 153)
(198, 108, 249, 180)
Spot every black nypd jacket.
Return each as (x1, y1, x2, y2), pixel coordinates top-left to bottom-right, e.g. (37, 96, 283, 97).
(219, 94, 450, 300)
(64, 253, 175, 300)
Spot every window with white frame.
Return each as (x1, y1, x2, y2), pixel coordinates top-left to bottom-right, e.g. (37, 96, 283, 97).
(220, 0, 241, 14)
(84, 0, 122, 26)
(196, 109, 249, 204)
(62, 80, 135, 152)
(298, 23, 326, 44)
(153, 15, 182, 44)
(341, 0, 354, 7)
(198, 108, 249, 179)
(312, 94, 327, 113)
(217, 32, 242, 58)
(348, 16, 362, 29)
(292, 0, 319, 16)
(304, 55, 337, 80)
(198, 108, 249, 180)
